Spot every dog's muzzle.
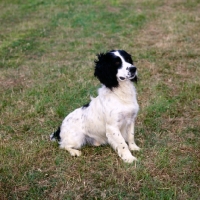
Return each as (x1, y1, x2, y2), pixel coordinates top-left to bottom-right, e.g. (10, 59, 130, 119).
(119, 66, 137, 81)
(129, 66, 137, 74)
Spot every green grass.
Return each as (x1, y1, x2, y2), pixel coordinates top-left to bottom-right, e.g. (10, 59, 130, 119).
(0, 0, 200, 199)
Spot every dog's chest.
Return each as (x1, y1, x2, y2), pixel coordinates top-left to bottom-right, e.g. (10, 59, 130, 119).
(117, 103, 138, 124)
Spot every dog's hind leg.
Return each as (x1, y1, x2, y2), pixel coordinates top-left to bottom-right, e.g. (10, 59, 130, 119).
(61, 146, 82, 156)
(59, 131, 85, 157)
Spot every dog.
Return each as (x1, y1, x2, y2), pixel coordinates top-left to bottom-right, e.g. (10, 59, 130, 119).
(50, 50, 140, 163)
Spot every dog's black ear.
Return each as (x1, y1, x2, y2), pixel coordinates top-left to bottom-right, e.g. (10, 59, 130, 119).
(94, 52, 118, 89)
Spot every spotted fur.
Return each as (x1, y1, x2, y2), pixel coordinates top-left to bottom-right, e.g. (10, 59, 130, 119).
(50, 50, 140, 163)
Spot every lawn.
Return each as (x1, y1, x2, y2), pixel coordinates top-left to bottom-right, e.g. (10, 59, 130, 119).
(0, 0, 199, 199)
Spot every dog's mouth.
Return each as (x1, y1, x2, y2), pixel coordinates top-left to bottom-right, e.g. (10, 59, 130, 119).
(128, 74, 136, 80)
(119, 77, 126, 81)
(119, 74, 136, 81)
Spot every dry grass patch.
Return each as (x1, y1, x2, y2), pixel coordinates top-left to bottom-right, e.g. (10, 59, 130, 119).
(1, 0, 200, 199)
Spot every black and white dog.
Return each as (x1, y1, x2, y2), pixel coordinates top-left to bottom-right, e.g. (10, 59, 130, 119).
(51, 50, 140, 163)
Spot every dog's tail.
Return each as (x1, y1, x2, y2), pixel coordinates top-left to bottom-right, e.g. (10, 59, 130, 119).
(50, 127, 61, 142)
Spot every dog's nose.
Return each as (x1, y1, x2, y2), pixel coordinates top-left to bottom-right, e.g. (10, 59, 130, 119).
(129, 66, 137, 73)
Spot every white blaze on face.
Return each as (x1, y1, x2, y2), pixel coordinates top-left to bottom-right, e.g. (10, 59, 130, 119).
(113, 51, 133, 81)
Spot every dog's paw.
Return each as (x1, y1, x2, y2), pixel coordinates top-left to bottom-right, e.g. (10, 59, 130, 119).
(129, 143, 140, 151)
(69, 149, 82, 157)
(122, 154, 137, 163)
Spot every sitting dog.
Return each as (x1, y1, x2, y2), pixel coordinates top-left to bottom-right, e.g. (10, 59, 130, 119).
(50, 50, 140, 163)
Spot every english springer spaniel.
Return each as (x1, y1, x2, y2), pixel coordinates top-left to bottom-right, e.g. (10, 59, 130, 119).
(50, 50, 140, 163)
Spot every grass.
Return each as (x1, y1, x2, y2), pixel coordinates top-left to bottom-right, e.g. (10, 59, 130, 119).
(0, 0, 199, 199)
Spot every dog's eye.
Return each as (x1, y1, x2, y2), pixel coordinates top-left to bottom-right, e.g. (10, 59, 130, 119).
(116, 61, 120, 65)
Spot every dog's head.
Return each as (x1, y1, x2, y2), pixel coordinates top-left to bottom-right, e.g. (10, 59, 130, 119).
(94, 50, 137, 89)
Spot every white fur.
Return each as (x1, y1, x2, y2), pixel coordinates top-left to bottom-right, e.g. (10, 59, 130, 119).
(59, 82, 140, 162)
(54, 51, 140, 163)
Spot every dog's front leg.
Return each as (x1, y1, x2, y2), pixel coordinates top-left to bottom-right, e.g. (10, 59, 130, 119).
(106, 125, 137, 163)
(127, 122, 140, 151)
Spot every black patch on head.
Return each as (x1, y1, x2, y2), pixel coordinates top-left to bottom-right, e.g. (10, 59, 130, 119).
(82, 102, 90, 109)
(94, 50, 121, 89)
(118, 50, 133, 65)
